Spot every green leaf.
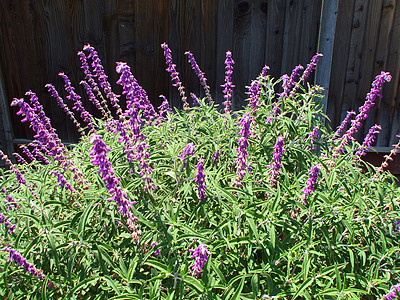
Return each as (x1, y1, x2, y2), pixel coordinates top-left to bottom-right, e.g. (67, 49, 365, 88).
(183, 276, 205, 294)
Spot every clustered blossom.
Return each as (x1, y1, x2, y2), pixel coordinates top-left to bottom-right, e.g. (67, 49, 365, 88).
(310, 127, 319, 151)
(161, 43, 189, 111)
(0, 150, 26, 186)
(333, 111, 356, 139)
(178, 143, 195, 167)
(13, 153, 27, 165)
(300, 53, 323, 83)
(302, 164, 321, 204)
(20, 145, 35, 162)
(46, 83, 84, 134)
(4, 195, 18, 211)
(221, 51, 235, 113)
(190, 92, 199, 106)
(151, 241, 160, 256)
(84, 44, 121, 115)
(260, 65, 270, 78)
(355, 124, 381, 159)
(189, 243, 211, 278)
(59, 72, 94, 131)
(185, 51, 212, 103)
(77, 50, 111, 118)
(383, 283, 400, 300)
(212, 150, 220, 166)
(289, 65, 304, 88)
(2, 247, 56, 287)
(80, 80, 108, 118)
(156, 95, 172, 125)
(50, 170, 75, 193)
(194, 158, 206, 201)
(233, 114, 251, 187)
(268, 136, 285, 186)
(248, 80, 261, 113)
(0, 212, 15, 234)
(334, 72, 391, 155)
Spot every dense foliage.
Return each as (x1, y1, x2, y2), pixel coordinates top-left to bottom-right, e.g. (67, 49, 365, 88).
(0, 44, 399, 299)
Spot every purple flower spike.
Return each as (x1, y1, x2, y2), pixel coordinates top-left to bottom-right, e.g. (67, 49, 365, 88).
(355, 124, 381, 159)
(2, 247, 49, 282)
(156, 95, 172, 125)
(221, 51, 235, 113)
(185, 51, 213, 103)
(194, 158, 206, 201)
(383, 283, 400, 300)
(260, 65, 270, 78)
(289, 65, 304, 88)
(50, 170, 75, 193)
(178, 143, 195, 167)
(161, 43, 189, 111)
(233, 114, 251, 187)
(13, 153, 27, 165)
(300, 53, 323, 83)
(0, 212, 16, 234)
(302, 164, 321, 204)
(151, 241, 160, 256)
(268, 136, 285, 186)
(310, 127, 319, 151)
(334, 72, 391, 155)
(333, 111, 356, 139)
(248, 80, 261, 113)
(212, 150, 220, 166)
(189, 243, 211, 278)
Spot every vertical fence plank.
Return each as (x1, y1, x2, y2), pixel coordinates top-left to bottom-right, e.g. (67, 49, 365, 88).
(216, 0, 234, 106)
(326, 0, 355, 128)
(250, 0, 268, 81)
(265, 0, 286, 80)
(0, 64, 14, 156)
(315, 0, 339, 114)
(380, 1, 400, 146)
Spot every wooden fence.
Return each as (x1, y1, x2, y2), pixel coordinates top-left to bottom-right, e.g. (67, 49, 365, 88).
(0, 0, 400, 163)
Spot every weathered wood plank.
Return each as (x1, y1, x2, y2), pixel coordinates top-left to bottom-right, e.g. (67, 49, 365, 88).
(216, 0, 234, 106)
(265, 0, 286, 80)
(0, 62, 14, 155)
(326, 0, 355, 128)
(377, 0, 399, 146)
(233, 0, 252, 109)
(201, 0, 217, 101)
(340, 0, 370, 128)
(315, 0, 339, 113)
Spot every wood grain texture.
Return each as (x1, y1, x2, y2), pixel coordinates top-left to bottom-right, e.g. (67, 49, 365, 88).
(216, 0, 234, 106)
(326, 0, 355, 128)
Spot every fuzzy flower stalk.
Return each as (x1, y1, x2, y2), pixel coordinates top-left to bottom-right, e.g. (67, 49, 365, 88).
(233, 114, 251, 187)
(161, 43, 189, 111)
(355, 124, 381, 159)
(334, 71, 391, 156)
(194, 158, 206, 201)
(333, 111, 356, 139)
(189, 243, 211, 278)
(301, 164, 321, 204)
(0, 212, 16, 234)
(178, 143, 195, 168)
(2, 247, 56, 288)
(90, 135, 141, 242)
(221, 51, 235, 113)
(185, 51, 213, 103)
(268, 136, 285, 186)
(382, 283, 400, 300)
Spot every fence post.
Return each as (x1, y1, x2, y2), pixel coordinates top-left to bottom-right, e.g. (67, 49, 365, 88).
(0, 63, 14, 157)
(316, 0, 339, 114)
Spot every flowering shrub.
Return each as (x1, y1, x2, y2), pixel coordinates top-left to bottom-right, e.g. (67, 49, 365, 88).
(0, 43, 399, 299)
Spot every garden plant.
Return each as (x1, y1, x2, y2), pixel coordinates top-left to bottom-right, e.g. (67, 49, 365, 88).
(0, 43, 399, 299)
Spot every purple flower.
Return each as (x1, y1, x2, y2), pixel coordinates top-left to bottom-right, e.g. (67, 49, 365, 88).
(289, 65, 304, 88)
(334, 72, 391, 155)
(0, 212, 15, 234)
(90, 135, 136, 215)
(212, 150, 220, 166)
(189, 243, 211, 277)
(300, 53, 323, 83)
(84, 44, 121, 114)
(248, 80, 261, 113)
(268, 136, 285, 186)
(4, 195, 18, 211)
(355, 124, 381, 159)
(190, 93, 199, 106)
(20, 145, 35, 163)
(260, 65, 270, 78)
(383, 283, 400, 300)
(161, 43, 188, 110)
(194, 158, 206, 201)
(178, 143, 195, 167)
(233, 114, 251, 187)
(50, 170, 75, 193)
(0, 150, 27, 186)
(2, 247, 47, 281)
(333, 111, 356, 139)
(59, 72, 94, 131)
(185, 51, 213, 103)
(151, 241, 160, 256)
(156, 95, 172, 125)
(302, 164, 321, 204)
(221, 51, 235, 113)
(310, 127, 319, 151)
(13, 153, 27, 165)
